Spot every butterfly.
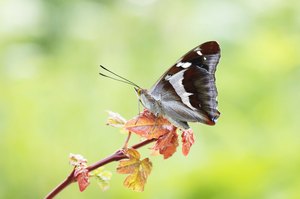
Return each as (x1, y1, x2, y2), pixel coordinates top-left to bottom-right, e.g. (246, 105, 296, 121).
(100, 41, 221, 130)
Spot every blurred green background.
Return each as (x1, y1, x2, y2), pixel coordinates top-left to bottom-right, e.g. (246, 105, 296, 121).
(1, 0, 300, 198)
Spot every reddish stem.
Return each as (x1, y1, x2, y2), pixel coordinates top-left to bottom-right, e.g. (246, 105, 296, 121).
(45, 138, 156, 199)
(122, 131, 132, 149)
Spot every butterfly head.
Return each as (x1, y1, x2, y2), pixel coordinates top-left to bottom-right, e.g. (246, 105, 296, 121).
(134, 87, 147, 106)
(134, 87, 161, 116)
(134, 87, 142, 96)
(134, 87, 148, 103)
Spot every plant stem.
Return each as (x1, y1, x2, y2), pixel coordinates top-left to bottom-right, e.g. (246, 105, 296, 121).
(45, 138, 157, 199)
(122, 131, 132, 149)
(45, 170, 76, 199)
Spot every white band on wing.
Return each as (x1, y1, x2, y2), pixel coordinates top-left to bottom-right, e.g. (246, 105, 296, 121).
(168, 69, 196, 111)
(176, 62, 192, 68)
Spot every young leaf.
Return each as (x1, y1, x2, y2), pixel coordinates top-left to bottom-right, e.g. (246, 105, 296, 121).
(69, 153, 90, 192)
(90, 167, 112, 191)
(69, 153, 87, 167)
(181, 129, 195, 156)
(152, 130, 179, 159)
(123, 157, 152, 192)
(106, 111, 127, 128)
(124, 109, 175, 139)
(75, 168, 90, 192)
(140, 158, 152, 178)
(117, 148, 140, 174)
(117, 148, 152, 192)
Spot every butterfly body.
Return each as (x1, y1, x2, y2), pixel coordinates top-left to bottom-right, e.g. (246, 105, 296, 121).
(136, 41, 221, 130)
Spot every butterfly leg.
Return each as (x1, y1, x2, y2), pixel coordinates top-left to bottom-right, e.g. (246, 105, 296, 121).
(134, 100, 142, 125)
(150, 98, 163, 133)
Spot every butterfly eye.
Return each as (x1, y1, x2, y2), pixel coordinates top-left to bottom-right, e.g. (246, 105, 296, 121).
(134, 88, 142, 96)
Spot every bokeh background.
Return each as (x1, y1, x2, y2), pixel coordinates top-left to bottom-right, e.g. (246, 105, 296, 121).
(1, 0, 300, 198)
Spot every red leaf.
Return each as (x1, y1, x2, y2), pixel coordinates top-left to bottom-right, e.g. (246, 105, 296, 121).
(69, 153, 90, 192)
(181, 129, 195, 156)
(124, 109, 175, 139)
(75, 168, 90, 192)
(152, 130, 179, 159)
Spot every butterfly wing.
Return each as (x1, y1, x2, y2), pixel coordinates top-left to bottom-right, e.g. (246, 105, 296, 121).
(149, 41, 221, 128)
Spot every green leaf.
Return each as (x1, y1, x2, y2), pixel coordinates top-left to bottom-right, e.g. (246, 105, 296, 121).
(91, 167, 112, 191)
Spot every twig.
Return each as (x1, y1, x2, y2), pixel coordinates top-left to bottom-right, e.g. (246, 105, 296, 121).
(45, 138, 157, 199)
(122, 131, 132, 149)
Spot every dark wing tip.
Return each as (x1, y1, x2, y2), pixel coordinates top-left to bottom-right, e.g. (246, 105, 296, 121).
(205, 112, 220, 126)
(206, 120, 216, 126)
(200, 41, 220, 55)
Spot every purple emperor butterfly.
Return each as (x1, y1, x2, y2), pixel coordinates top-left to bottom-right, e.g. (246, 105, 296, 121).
(100, 41, 221, 129)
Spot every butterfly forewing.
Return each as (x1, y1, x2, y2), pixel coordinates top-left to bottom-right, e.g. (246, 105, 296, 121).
(149, 41, 220, 127)
(179, 41, 220, 73)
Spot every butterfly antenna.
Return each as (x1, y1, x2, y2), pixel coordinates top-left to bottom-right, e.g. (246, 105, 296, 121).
(99, 65, 140, 88)
(99, 73, 138, 87)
